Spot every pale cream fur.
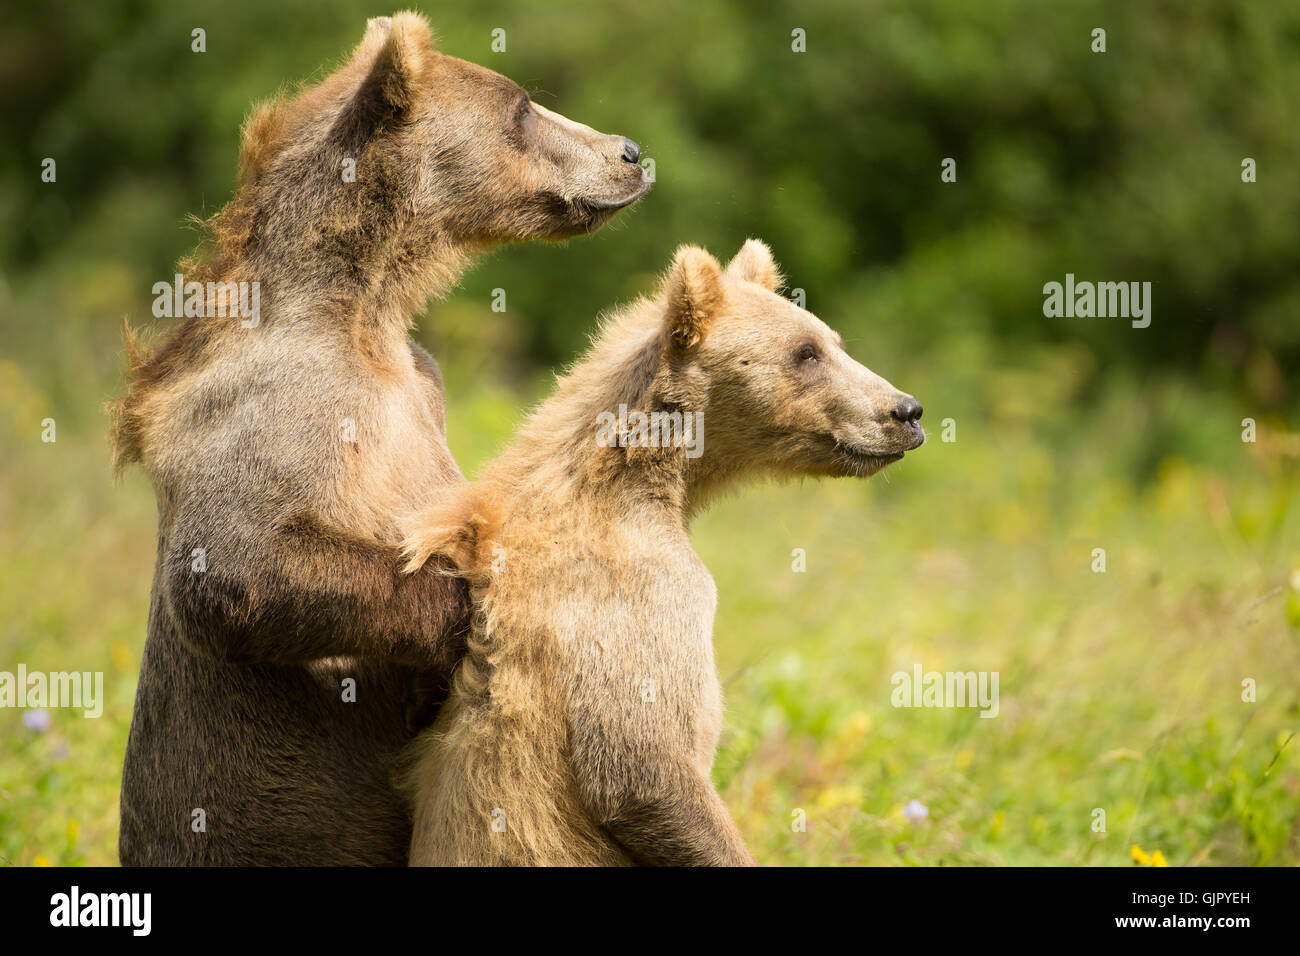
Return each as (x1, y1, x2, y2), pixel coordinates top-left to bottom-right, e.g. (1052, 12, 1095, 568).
(403, 240, 923, 866)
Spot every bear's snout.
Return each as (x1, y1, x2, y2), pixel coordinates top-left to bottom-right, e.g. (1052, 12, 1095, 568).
(885, 393, 926, 451)
(890, 395, 923, 424)
(889, 392, 930, 452)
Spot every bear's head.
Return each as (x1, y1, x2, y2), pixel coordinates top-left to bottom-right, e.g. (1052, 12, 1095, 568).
(223, 12, 649, 288)
(655, 241, 924, 482)
(398, 240, 922, 574)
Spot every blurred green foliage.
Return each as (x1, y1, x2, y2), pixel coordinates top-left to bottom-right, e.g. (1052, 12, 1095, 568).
(1, 1, 1297, 866)
(1, 0, 1297, 402)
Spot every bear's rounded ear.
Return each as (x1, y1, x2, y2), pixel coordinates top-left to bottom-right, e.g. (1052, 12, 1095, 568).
(724, 239, 783, 292)
(353, 11, 434, 119)
(663, 246, 723, 351)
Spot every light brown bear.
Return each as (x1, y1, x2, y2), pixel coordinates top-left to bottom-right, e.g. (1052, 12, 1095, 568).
(111, 12, 648, 866)
(401, 240, 924, 865)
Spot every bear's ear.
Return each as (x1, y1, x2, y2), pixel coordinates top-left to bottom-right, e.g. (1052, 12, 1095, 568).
(345, 12, 434, 131)
(663, 245, 724, 351)
(724, 238, 783, 291)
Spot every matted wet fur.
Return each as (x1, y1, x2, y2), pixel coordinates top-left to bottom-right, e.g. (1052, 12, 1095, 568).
(111, 12, 648, 866)
(401, 241, 924, 865)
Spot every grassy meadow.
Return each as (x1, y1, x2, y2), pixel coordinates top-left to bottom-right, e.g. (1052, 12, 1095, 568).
(1, 0, 1298, 867)
(1, 281, 1296, 865)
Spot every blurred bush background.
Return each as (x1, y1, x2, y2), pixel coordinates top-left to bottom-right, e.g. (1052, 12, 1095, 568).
(1, 0, 1297, 865)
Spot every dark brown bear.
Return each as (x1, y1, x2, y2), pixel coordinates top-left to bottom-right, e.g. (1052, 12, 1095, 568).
(110, 11, 648, 865)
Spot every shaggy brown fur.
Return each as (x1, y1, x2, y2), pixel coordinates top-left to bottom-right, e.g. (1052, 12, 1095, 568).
(112, 12, 648, 866)
(401, 241, 924, 866)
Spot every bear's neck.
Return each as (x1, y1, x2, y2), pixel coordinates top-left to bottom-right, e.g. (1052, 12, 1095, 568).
(233, 232, 473, 336)
(481, 317, 748, 533)
(188, 187, 480, 356)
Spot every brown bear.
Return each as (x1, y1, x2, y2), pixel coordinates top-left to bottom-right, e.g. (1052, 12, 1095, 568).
(400, 240, 924, 865)
(110, 12, 649, 866)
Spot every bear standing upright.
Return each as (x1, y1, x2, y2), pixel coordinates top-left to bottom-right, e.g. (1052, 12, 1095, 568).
(111, 12, 649, 865)
(401, 241, 924, 865)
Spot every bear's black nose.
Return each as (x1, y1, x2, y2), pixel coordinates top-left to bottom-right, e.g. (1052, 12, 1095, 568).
(620, 138, 641, 165)
(890, 396, 923, 424)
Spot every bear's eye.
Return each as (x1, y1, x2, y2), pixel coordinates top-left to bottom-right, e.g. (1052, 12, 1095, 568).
(796, 343, 820, 364)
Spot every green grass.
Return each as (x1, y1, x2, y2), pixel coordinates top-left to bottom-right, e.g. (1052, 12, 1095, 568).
(1, 324, 1296, 867)
(696, 372, 1300, 866)
(705, 456, 1300, 866)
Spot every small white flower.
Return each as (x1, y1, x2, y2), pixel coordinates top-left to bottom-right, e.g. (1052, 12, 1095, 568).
(903, 799, 929, 823)
(22, 708, 52, 732)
